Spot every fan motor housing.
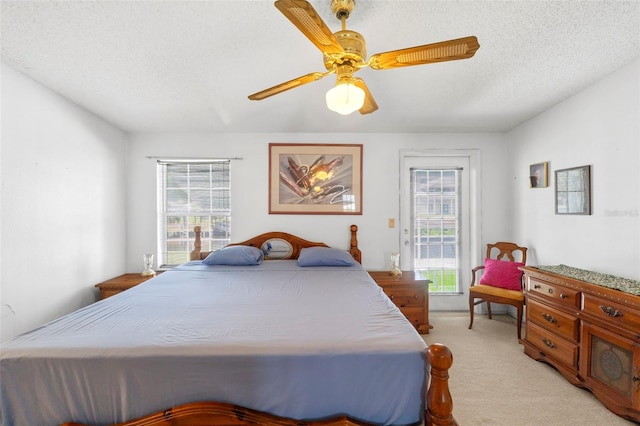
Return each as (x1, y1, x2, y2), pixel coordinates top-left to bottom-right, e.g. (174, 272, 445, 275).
(323, 30, 366, 70)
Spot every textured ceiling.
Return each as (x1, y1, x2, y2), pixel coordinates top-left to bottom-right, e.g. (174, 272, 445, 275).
(1, 0, 639, 133)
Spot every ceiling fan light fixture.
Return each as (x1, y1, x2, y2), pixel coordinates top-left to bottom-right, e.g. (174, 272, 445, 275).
(249, 0, 479, 116)
(325, 81, 365, 115)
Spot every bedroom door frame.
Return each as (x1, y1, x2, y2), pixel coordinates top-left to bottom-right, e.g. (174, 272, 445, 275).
(399, 150, 481, 311)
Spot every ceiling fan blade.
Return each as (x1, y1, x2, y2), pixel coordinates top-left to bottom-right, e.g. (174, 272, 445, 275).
(275, 0, 345, 55)
(368, 36, 480, 70)
(248, 72, 328, 100)
(352, 78, 378, 115)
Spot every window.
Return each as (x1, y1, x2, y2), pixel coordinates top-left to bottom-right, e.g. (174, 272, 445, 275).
(157, 160, 231, 267)
(412, 168, 462, 294)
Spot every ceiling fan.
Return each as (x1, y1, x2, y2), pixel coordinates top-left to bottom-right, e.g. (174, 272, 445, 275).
(248, 0, 480, 115)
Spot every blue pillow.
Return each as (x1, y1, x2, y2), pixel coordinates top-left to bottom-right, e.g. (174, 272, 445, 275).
(297, 247, 356, 267)
(202, 246, 264, 266)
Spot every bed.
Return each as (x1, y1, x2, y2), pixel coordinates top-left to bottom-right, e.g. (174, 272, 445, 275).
(0, 225, 455, 426)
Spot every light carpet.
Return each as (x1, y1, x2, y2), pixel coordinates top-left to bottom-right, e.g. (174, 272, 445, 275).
(422, 312, 636, 426)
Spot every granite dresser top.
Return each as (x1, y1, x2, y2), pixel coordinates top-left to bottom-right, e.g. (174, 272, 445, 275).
(533, 264, 640, 296)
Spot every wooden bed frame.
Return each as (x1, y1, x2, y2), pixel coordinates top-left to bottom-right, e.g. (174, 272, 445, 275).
(65, 225, 457, 426)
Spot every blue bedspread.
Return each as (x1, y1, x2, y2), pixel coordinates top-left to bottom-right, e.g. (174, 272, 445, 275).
(1, 261, 427, 425)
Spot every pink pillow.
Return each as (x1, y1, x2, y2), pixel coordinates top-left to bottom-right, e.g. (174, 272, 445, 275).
(479, 258, 525, 290)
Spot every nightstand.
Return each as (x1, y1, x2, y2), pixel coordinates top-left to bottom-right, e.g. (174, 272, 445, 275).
(95, 273, 161, 300)
(368, 271, 432, 334)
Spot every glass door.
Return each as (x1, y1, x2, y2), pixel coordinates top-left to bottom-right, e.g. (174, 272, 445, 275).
(400, 152, 479, 311)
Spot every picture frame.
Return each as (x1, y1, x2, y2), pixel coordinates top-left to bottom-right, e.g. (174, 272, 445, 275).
(529, 162, 549, 188)
(269, 143, 363, 215)
(555, 165, 591, 215)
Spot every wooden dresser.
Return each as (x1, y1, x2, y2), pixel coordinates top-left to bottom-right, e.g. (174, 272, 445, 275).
(95, 273, 161, 300)
(521, 265, 640, 423)
(368, 271, 432, 334)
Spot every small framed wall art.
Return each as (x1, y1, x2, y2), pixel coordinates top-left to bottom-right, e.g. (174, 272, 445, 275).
(269, 143, 363, 215)
(555, 165, 591, 215)
(529, 162, 549, 188)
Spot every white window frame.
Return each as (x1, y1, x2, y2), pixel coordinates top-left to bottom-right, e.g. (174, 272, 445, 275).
(156, 159, 231, 268)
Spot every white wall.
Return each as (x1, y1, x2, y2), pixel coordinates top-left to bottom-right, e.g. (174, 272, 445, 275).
(509, 58, 640, 280)
(126, 133, 508, 272)
(1, 64, 128, 340)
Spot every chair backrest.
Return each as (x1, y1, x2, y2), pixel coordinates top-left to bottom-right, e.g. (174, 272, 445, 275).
(486, 242, 527, 264)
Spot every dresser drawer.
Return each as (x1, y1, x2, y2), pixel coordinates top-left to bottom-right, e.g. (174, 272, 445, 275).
(527, 298, 580, 342)
(382, 287, 424, 308)
(582, 294, 640, 334)
(526, 321, 579, 368)
(528, 277, 580, 309)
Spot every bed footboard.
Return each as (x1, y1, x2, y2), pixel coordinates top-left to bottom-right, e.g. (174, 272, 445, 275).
(426, 343, 457, 426)
(62, 343, 456, 426)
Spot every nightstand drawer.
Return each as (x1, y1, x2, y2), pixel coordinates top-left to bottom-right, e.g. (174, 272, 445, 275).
(95, 273, 160, 300)
(99, 288, 126, 299)
(382, 287, 424, 307)
(398, 307, 424, 328)
(368, 270, 432, 334)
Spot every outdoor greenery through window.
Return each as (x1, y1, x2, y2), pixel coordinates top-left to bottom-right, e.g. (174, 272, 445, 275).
(157, 160, 231, 267)
(411, 168, 462, 294)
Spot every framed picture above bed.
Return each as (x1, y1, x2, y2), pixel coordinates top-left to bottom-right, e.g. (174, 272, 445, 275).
(269, 143, 363, 214)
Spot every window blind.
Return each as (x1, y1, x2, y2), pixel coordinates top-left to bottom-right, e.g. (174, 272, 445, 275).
(157, 160, 231, 267)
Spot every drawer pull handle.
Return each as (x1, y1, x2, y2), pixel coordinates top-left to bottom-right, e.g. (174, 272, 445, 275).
(547, 288, 554, 294)
(599, 305, 623, 318)
(533, 284, 541, 289)
(560, 293, 567, 299)
(541, 313, 557, 324)
(414, 295, 418, 299)
(542, 338, 557, 349)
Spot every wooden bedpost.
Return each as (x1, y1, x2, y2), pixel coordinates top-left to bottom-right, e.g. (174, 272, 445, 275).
(190, 225, 202, 261)
(425, 343, 457, 426)
(349, 224, 362, 264)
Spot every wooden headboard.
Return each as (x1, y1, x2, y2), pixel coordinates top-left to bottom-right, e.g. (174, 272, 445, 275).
(190, 224, 362, 264)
